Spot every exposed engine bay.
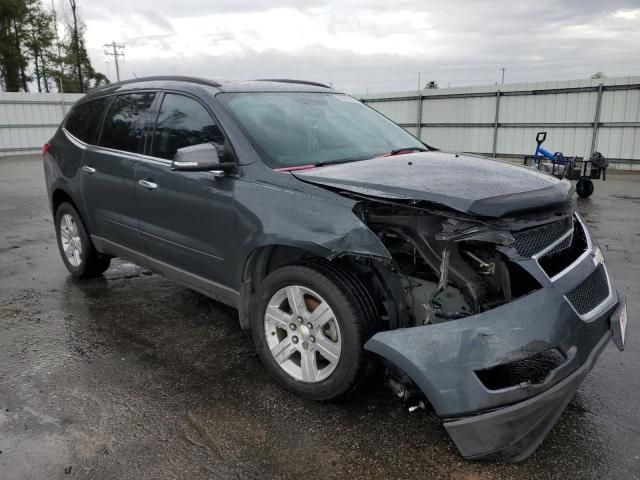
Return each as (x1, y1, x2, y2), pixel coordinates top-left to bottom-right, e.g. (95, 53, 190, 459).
(353, 197, 579, 328)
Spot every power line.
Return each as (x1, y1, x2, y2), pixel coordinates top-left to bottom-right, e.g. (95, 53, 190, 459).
(104, 41, 125, 82)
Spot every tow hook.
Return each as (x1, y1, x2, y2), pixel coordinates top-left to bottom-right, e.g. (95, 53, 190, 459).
(408, 401, 427, 413)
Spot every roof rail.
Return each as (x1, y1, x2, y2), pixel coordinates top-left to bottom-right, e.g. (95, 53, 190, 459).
(90, 76, 221, 93)
(255, 79, 332, 89)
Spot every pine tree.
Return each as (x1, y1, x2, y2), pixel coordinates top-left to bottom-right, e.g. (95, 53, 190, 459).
(0, 0, 30, 91)
(24, 0, 55, 92)
(0, 0, 108, 92)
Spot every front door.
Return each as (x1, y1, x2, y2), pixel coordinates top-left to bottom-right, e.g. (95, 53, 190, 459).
(135, 92, 234, 287)
(82, 92, 157, 250)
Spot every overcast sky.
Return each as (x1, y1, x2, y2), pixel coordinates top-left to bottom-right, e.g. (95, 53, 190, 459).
(55, 0, 640, 93)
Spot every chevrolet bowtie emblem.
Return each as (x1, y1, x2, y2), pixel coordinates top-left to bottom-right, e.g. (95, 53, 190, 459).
(592, 247, 605, 266)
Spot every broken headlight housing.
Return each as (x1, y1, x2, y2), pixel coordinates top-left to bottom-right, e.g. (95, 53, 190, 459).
(364, 205, 540, 326)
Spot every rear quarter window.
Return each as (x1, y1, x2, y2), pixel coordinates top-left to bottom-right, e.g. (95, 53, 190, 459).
(65, 97, 110, 144)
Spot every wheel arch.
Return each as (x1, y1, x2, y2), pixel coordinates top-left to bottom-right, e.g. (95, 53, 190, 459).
(238, 244, 321, 329)
(236, 242, 402, 331)
(50, 186, 94, 242)
(51, 187, 78, 215)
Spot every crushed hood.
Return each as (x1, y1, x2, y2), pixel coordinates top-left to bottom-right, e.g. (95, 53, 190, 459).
(292, 151, 572, 217)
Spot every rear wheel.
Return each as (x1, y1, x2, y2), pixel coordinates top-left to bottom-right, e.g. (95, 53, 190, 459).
(54, 202, 111, 278)
(251, 262, 377, 400)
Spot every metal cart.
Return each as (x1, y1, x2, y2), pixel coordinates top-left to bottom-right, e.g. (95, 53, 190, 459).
(523, 132, 608, 198)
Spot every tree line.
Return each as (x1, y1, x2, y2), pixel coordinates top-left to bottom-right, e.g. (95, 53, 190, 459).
(0, 0, 108, 93)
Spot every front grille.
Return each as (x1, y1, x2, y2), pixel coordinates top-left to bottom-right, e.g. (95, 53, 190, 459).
(547, 231, 573, 255)
(538, 217, 589, 277)
(566, 264, 610, 315)
(512, 217, 573, 258)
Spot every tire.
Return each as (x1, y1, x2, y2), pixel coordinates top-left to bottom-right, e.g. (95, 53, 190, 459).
(54, 202, 111, 278)
(251, 261, 377, 401)
(576, 178, 594, 198)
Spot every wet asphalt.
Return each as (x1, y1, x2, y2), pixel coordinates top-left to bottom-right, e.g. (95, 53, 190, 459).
(0, 155, 639, 480)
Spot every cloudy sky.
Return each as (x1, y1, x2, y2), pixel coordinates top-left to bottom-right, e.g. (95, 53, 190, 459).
(56, 0, 640, 93)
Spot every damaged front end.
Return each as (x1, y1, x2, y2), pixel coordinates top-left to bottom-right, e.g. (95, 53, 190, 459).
(352, 196, 621, 462)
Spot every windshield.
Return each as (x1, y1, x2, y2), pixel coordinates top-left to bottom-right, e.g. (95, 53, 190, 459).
(219, 92, 425, 169)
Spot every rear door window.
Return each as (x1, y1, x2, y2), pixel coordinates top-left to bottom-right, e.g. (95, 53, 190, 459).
(65, 97, 110, 144)
(99, 92, 156, 154)
(150, 93, 224, 160)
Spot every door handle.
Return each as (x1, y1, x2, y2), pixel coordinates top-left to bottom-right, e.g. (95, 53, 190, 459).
(138, 179, 158, 190)
(82, 165, 96, 174)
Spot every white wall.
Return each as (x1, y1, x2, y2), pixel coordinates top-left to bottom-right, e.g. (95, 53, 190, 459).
(2, 78, 639, 167)
(360, 76, 640, 167)
(0, 92, 83, 157)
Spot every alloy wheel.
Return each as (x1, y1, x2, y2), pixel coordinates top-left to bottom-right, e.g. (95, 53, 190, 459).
(59, 213, 82, 267)
(264, 285, 342, 383)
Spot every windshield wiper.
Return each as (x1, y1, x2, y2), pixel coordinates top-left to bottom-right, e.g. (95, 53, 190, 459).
(304, 149, 427, 169)
(386, 146, 428, 156)
(313, 157, 368, 167)
(274, 157, 366, 172)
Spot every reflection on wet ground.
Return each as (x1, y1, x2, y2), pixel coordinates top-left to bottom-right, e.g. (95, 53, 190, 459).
(1, 157, 639, 479)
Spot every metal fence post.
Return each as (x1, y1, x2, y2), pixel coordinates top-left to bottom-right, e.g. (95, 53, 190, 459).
(590, 83, 604, 155)
(416, 92, 423, 140)
(55, 76, 66, 117)
(492, 90, 501, 158)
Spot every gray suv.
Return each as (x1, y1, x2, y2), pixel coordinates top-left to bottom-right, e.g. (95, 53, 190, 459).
(43, 76, 627, 462)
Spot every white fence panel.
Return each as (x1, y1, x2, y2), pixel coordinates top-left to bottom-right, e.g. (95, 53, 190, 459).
(422, 126, 494, 153)
(372, 99, 417, 125)
(597, 127, 640, 160)
(499, 92, 597, 123)
(360, 76, 640, 167)
(0, 92, 83, 157)
(422, 96, 496, 124)
(2, 78, 640, 168)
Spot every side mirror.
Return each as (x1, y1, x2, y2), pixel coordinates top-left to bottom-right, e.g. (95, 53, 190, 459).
(171, 143, 234, 172)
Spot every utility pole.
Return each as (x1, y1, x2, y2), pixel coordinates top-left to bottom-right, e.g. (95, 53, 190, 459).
(50, 0, 64, 93)
(69, 0, 83, 92)
(104, 41, 124, 82)
(500, 67, 506, 85)
(51, 1, 62, 60)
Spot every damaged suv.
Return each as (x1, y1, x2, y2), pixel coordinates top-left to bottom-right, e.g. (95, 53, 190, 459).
(44, 77, 627, 462)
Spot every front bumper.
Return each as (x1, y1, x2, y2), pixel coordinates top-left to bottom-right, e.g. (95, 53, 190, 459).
(444, 328, 611, 461)
(365, 245, 622, 461)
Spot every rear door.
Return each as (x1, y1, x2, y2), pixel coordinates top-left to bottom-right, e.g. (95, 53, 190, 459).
(134, 92, 234, 286)
(81, 92, 156, 249)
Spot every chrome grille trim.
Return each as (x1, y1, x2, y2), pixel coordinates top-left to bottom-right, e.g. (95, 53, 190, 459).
(531, 226, 574, 260)
(566, 264, 609, 314)
(512, 217, 573, 258)
(564, 263, 616, 322)
(548, 214, 593, 283)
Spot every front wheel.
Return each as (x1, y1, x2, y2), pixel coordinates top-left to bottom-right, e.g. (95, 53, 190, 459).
(54, 202, 111, 278)
(251, 262, 377, 401)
